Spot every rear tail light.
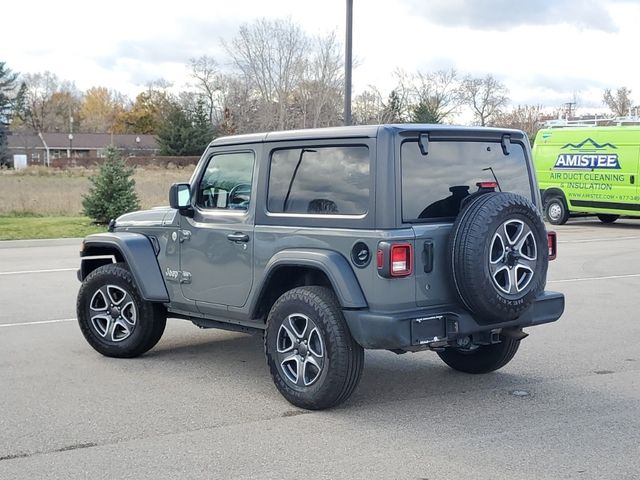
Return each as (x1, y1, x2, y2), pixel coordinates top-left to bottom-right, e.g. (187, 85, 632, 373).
(390, 244, 412, 276)
(547, 231, 557, 260)
(377, 242, 413, 277)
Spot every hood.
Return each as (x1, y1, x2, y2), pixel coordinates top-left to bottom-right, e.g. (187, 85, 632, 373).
(115, 206, 177, 228)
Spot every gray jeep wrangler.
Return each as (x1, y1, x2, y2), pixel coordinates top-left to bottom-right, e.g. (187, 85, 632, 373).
(77, 124, 564, 410)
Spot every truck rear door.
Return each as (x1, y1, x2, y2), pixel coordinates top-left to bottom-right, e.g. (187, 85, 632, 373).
(399, 135, 536, 307)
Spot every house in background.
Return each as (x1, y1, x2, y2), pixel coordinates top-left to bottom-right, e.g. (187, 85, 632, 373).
(7, 133, 160, 165)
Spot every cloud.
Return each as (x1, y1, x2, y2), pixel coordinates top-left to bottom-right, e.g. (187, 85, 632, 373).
(96, 18, 237, 70)
(405, 0, 619, 32)
(524, 74, 607, 93)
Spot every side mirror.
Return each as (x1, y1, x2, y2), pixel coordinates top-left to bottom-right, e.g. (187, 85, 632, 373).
(169, 183, 193, 213)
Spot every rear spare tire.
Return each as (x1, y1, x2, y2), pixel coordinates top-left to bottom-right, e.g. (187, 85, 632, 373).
(449, 192, 548, 322)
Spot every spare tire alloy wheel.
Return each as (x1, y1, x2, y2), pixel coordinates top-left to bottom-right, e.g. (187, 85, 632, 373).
(276, 313, 325, 387)
(449, 192, 548, 322)
(89, 285, 137, 342)
(489, 219, 537, 296)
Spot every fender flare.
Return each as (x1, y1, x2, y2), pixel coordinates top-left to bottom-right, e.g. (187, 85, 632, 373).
(251, 249, 368, 315)
(80, 232, 169, 302)
(541, 187, 567, 204)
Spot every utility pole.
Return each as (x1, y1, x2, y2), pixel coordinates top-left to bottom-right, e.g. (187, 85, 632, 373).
(344, 0, 353, 126)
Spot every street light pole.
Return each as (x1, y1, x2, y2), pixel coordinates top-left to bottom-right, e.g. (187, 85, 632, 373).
(344, 0, 353, 126)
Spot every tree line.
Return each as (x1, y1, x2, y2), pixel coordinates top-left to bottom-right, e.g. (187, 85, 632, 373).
(1, 17, 639, 161)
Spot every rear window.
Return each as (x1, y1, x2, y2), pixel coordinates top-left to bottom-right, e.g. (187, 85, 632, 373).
(401, 140, 532, 222)
(268, 146, 369, 215)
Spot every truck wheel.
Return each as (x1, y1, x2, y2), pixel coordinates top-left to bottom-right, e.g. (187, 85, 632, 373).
(544, 196, 569, 225)
(77, 263, 166, 358)
(597, 214, 619, 224)
(437, 335, 520, 374)
(265, 286, 364, 410)
(450, 192, 548, 322)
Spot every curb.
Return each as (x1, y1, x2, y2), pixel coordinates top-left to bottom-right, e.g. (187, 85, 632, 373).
(0, 238, 84, 249)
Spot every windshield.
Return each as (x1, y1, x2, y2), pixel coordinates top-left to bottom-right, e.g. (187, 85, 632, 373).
(401, 140, 533, 222)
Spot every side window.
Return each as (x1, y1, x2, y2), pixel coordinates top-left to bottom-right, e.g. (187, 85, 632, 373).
(197, 151, 254, 211)
(267, 146, 369, 215)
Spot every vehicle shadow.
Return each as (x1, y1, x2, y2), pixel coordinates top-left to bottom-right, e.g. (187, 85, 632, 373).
(144, 327, 533, 408)
(564, 218, 640, 229)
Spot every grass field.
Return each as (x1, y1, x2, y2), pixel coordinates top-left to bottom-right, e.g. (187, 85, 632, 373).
(0, 215, 106, 240)
(0, 166, 195, 217)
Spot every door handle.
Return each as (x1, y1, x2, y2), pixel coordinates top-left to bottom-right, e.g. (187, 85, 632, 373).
(227, 232, 250, 243)
(423, 240, 434, 273)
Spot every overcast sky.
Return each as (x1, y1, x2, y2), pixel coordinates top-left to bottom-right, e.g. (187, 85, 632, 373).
(4, 0, 640, 113)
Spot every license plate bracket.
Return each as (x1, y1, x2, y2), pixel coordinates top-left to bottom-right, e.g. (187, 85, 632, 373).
(411, 315, 446, 345)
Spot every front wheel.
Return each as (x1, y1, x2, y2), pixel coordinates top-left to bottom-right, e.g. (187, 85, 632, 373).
(437, 335, 520, 374)
(544, 196, 569, 225)
(265, 286, 364, 410)
(77, 263, 166, 358)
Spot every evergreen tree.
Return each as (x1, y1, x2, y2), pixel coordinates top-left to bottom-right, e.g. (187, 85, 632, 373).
(156, 100, 212, 156)
(82, 146, 140, 224)
(381, 90, 404, 123)
(411, 100, 443, 124)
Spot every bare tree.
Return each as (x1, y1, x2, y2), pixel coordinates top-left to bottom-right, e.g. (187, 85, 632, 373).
(492, 105, 543, 145)
(352, 87, 386, 125)
(20, 72, 81, 133)
(189, 55, 223, 125)
(401, 69, 463, 124)
(224, 17, 309, 131)
(217, 73, 260, 135)
(461, 74, 509, 126)
(603, 87, 633, 117)
(296, 32, 344, 128)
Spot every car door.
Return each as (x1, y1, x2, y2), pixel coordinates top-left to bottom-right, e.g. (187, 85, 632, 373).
(179, 148, 256, 311)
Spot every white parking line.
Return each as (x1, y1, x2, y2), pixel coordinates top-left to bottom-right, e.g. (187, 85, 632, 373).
(0, 268, 76, 276)
(0, 318, 76, 328)
(558, 235, 640, 244)
(548, 273, 640, 284)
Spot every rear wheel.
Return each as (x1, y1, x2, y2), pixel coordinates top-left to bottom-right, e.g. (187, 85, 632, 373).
(597, 214, 619, 224)
(544, 196, 569, 225)
(264, 286, 364, 410)
(437, 335, 520, 374)
(77, 263, 166, 358)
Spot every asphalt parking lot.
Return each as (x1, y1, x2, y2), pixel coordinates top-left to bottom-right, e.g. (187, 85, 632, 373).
(1, 220, 639, 480)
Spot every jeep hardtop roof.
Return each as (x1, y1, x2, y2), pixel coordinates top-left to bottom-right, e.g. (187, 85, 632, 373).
(209, 124, 526, 147)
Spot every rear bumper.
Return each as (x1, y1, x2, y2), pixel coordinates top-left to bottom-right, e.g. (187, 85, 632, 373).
(343, 291, 565, 350)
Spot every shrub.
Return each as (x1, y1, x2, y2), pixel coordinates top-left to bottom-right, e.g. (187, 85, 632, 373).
(82, 146, 140, 224)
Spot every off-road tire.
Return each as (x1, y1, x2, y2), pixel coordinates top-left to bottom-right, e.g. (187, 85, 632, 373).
(597, 214, 619, 224)
(449, 192, 548, 322)
(265, 286, 364, 410)
(77, 263, 166, 358)
(544, 196, 569, 225)
(437, 335, 520, 374)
